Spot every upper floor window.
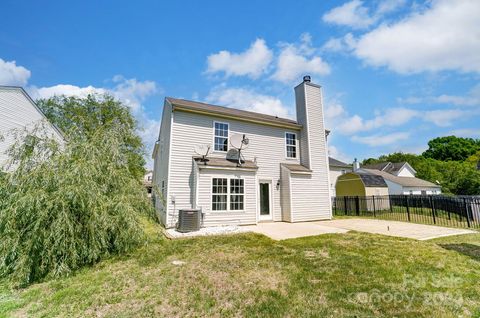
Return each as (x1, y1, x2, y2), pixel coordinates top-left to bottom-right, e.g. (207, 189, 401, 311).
(285, 132, 297, 158)
(214, 122, 229, 152)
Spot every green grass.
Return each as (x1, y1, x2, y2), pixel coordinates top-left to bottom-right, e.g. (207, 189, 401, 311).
(335, 207, 480, 229)
(1, 221, 480, 317)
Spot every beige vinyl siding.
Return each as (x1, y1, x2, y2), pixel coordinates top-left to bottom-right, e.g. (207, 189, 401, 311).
(0, 87, 63, 170)
(290, 83, 332, 222)
(294, 87, 310, 169)
(280, 165, 292, 222)
(166, 110, 300, 227)
(153, 100, 173, 225)
(196, 169, 257, 226)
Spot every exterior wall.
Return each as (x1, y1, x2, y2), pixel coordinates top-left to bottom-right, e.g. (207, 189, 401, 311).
(280, 165, 292, 222)
(401, 187, 442, 195)
(164, 109, 301, 228)
(289, 173, 329, 221)
(196, 168, 257, 226)
(0, 87, 63, 170)
(335, 173, 366, 197)
(383, 179, 404, 195)
(290, 82, 332, 221)
(365, 187, 389, 196)
(329, 166, 352, 197)
(152, 100, 173, 225)
(383, 179, 442, 195)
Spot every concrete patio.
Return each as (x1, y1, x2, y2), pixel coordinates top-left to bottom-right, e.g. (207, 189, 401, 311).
(244, 219, 477, 241)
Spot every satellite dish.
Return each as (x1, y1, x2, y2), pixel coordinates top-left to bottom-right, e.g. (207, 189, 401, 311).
(230, 134, 249, 150)
(194, 144, 212, 164)
(230, 134, 250, 165)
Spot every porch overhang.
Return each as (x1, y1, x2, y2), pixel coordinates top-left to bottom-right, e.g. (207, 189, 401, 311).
(194, 157, 258, 172)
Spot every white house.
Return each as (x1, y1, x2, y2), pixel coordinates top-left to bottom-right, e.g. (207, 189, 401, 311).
(361, 161, 442, 195)
(0, 86, 64, 170)
(328, 157, 352, 197)
(152, 76, 332, 228)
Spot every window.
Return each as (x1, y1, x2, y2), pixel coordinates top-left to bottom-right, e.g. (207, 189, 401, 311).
(214, 122, 229, 152)
(285, 132, 297, 158)
(230, 179, 244, 210)
(211, 177, 244, 211)
(212, 178, 228, 211)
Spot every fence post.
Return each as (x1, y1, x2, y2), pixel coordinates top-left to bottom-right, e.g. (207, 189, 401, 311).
(372, 195, 376, 218)
(333, 197, 337, 216)
(429, 196, 436, 224)
(463, 198, 471, 228)
(355, 196, 360, 216)
(405, 195, 411, 222)
(344, 196, 348, 215)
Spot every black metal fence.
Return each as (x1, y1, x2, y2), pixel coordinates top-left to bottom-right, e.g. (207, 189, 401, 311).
(332, 195, 480, 229)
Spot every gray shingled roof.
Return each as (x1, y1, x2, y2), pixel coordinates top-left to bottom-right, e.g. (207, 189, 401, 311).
(329, 157, 351, 168)
(358, 173, 388, 187)
(281, 163, 312, 173)
(363, 169, 440, 188)
(167, 97, 302, 130)
(362, 161, 410, 175)
(194, 157, 258, 170)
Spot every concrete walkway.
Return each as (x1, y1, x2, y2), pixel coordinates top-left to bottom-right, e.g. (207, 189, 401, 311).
(244, 219, 476, 241)
(321, 219, 476, 240)
(243, 222, 349, 240)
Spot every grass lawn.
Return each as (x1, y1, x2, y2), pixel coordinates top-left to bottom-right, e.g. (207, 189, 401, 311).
(1, 222, 479, 318)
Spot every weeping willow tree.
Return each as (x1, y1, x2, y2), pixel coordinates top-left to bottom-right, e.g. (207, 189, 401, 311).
(0, 95, 154, 287)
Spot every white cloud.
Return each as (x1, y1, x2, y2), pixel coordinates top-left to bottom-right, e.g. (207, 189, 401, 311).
(206, 39, 273, 79)
(352, 132, 410, 146)
(0, 58, 31, 86)
(29, 76, 158, 114)
(448, 128, 480, 138)
(322, 0, 406, 30)
(322, 0, 376, 29)
(272, 33, 330, 83)
(353, 0, 480, 74)
(29, 84, 105, 100)
(376, 0, 407, 15)
(423, 109, 466, 127)
(322, 33, 356, 52)
(400, 84, 480, 107)
(109, 76, 158, 112)
(325, 100, 419, 135)
(206, 85, 291, 119)
(328, 145, 351, 163)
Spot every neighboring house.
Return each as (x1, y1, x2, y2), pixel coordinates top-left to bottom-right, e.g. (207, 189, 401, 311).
(336, 172, 389, 197)
(361, 169, 441, 195)
(144, 170, 153, 197)
(152, 76, 331, 228)
(362, 161, 417, 177)
(0, 86, 64, 170)
(360, 161, 441, 195)
(328, 157, 352, 197)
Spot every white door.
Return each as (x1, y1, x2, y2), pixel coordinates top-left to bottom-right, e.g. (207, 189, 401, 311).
(259, 181, 272, 221)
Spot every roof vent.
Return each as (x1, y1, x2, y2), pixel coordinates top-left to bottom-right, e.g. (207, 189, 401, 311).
(303, 75, 311, 83)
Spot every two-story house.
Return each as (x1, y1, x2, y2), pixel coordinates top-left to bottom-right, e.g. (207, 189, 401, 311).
(152, 76, 331, 228)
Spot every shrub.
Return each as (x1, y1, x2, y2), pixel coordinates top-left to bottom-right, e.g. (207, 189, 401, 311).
(0, 126, 154, 286)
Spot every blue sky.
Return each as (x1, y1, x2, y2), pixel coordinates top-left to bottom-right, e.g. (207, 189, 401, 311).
(1, 0, 479, 166)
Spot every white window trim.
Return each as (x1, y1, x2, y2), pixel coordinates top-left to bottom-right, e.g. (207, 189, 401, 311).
(210, 176, 245, 213)
(213, 121, 229, 153)
(285, 132, 297, 159)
